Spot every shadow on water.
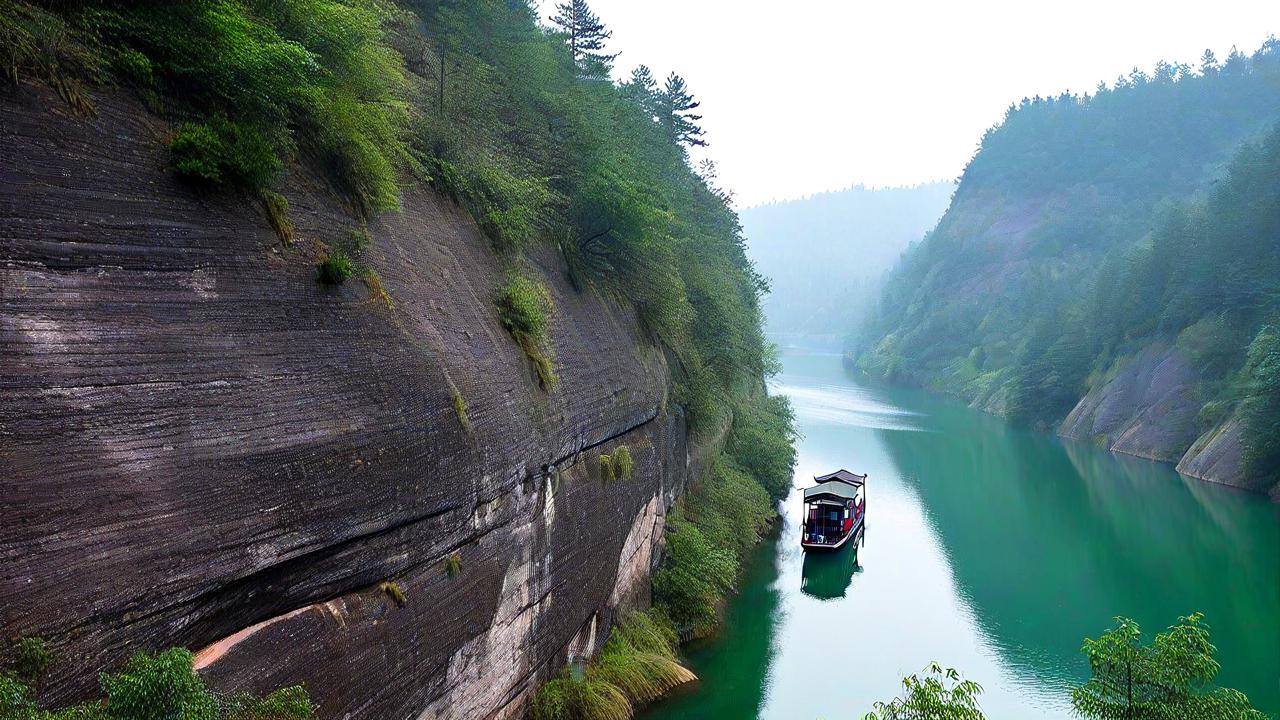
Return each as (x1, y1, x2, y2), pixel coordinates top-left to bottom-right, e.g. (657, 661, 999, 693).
(800, 530, 864, 601)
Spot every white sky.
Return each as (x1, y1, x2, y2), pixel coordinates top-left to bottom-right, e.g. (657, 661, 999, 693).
(535, 0, 1278, 207)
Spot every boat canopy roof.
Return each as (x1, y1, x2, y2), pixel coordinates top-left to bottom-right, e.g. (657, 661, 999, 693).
(804, 482, 861, 502)
(814, 469, 867, 487)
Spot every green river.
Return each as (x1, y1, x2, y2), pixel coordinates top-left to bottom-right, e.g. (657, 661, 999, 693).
(643, 348, 1280, 719)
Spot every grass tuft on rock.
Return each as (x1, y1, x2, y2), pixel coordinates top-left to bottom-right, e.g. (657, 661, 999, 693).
(261, 189, 293, 245)
(448, 380, 472, 435)
(445, 552, 462, 578)
(10, 636, 51, 688)
(530, 612, 694, 720)
(531, 676, 630, 720)
(496, 274, 558, 390)
(362, 269, 393, 309)
(318, 250, 354, 285)
(612, 446, 634, 480)
(378, 581, 407, 608)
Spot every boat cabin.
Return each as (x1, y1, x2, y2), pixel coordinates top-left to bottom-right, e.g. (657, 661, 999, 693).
(801, 469, 866, 550)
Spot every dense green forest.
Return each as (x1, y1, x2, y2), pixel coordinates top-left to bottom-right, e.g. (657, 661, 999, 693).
(740, 183, 953, 342)
(1, 0, 776, 432)
(856, 40, 1280, 493)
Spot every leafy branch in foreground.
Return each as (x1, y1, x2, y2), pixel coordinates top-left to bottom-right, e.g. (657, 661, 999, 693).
(862, 612, 1264, 720)
(1073, 612, 1266, 720)
(862, 663, 985, 720)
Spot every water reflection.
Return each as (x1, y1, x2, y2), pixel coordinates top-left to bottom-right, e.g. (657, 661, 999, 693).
(800, 536, 863, 601)
(643, 350, 1280, 720)
(874, 384, 1280, 713)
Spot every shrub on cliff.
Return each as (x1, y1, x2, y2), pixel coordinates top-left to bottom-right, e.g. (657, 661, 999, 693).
(1, 646, 314, 720)
(653, 387, 796, 633)
(652, 507, 739, 632)
(727, 394, 799, 500)
(424, 157, 551, 253)
(317, 250, 354, 285)
(170, 118, 282, 188)
(1239, 322, 1280, 491)
(496, 274, 558, 390)
(17, 0, 411, 211)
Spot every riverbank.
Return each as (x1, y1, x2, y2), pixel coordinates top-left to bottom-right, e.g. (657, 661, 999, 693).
(641, 348, 1280, 719)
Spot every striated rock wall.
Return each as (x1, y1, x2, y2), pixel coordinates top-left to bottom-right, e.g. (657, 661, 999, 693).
(0, 84, 706, 717)
(1058, 343, 1263, 494)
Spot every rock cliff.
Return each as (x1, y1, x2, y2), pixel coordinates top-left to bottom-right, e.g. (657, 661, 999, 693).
(1059, 344, 1262, 495)
(0, 84, 712, 717)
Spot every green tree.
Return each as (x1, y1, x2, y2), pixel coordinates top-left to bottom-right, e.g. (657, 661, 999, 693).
(1239, 323, 1280, 489)
(1072, 613, 1266, 720)
(1200, 48, 1219, 75)
(548, 0, 617, 78)
(863, 663, 986, 720)
(622, 63, 660, 117)
(658, 72, 707, 147)
(1, 646, 312, 720)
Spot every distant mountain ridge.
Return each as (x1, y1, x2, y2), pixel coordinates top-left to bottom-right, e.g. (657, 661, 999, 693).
(855, 39, 1280, 497)
(741, 182, 953, 343)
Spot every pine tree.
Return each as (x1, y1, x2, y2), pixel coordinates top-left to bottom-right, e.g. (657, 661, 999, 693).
(659, 72, 707, 147)
(623, 64, 659, 117)
(1200, 48, 1219, 75)
(549, 0, 617, 78)
(1224, 45, 1248, 74)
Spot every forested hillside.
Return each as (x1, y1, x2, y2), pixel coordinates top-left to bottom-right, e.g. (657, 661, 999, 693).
(740, 183, 952, 343)
(856, 40, 1280, 496)
(0, 0, 774, 428)
(0, 0, 798, 717)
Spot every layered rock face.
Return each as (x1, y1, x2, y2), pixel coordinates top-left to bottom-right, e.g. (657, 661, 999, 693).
(1, 86, 704, 717)
(1058, 344, 1256, 494)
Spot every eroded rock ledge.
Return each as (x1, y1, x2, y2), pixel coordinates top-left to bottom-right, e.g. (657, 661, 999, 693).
(1058, 343, 1263, 495)
(0, 85, 712, 717)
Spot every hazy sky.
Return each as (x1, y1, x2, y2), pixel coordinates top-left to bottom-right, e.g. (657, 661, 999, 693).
(536, 1, 1277, 207)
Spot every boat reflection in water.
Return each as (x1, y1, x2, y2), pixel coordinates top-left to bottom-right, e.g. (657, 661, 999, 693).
(801, 526, 864, 601)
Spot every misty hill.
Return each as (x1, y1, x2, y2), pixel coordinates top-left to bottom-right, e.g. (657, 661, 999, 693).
(741, 182, 953, 343)
(855, 40, 1280, 496)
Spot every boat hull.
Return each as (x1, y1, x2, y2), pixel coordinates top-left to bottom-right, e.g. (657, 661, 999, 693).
(801, 518, 862, 551)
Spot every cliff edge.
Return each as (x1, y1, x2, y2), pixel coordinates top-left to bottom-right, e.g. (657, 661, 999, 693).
(1, 84, 711, 718)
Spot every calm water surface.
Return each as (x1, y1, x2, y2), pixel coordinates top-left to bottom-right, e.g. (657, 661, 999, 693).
(643, 349, 1280, 719)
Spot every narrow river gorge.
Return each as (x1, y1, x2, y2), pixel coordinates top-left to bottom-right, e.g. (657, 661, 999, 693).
(643, 348, 1280, 720)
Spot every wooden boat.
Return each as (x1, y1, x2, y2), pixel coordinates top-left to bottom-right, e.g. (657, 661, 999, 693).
(801, 469, 866, 551)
